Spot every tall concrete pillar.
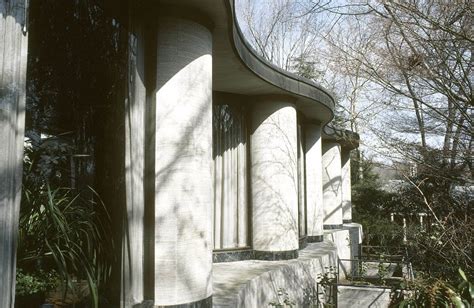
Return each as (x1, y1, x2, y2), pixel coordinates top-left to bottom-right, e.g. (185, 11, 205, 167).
(251, 97, 299, 260)
(341, 149, 352, 223)
(322, 142, 343, 228)
(153, 14, 213, 306)
(304, 123, 324, 242)
(0, 1, 28, 307)
(121, 16, 146, 307)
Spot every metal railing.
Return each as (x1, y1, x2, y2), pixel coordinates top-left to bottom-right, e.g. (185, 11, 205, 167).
(360, 245, 408, 261)
(338, 258, 413, 286)
(315, 255, 414, 307)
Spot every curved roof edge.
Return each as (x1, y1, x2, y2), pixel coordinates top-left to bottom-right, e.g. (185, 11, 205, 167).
(322, 125, 360, 150)
(225, 0, 335, 123)
(98, 0, 338, 125)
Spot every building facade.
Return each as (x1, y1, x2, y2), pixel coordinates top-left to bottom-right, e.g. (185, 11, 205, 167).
(0, 0, 361, 307)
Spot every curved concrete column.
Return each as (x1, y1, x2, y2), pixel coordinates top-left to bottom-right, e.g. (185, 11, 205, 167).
(250, 97, 299, 260)
(304, 123, 324, 242)
(341, 149, 352, 223)
(322, 142, 343, 228)
(153, 15, 213, 306)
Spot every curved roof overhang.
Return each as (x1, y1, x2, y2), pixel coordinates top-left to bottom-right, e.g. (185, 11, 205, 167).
(100, 0, 336, 125)
(322, 125, 360, 150)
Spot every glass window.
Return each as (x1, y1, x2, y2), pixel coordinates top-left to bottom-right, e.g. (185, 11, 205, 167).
(298, 122, 307, 240)
(213, 103, 249, 250)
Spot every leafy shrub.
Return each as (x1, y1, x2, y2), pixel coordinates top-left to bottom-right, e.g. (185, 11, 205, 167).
(317, 267, 338, 307)
(353, 155, 473, 284)
(15, 269, 58, 297)
(269, 288, 296, 307)
(17, 137, 114, 307)
(391, 269, 473, 307)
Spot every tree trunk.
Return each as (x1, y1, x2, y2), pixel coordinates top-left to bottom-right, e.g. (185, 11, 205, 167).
(450, 112, 466, 171)
(443, 97, 455, 167)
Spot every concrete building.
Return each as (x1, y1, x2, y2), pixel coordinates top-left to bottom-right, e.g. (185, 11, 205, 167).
(1, 0, 361, 307)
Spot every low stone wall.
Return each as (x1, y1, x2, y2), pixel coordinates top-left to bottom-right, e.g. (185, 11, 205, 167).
(213, 228, 360, 307)
(343, 222, 363, 260)
(324, 225, 363, 280)
(323, 229, 352, 279)
(213, 241, 336, 307)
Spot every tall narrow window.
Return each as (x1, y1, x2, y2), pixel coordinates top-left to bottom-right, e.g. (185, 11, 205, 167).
(213, 104, 249, 250)
(298, 122, 307, 243)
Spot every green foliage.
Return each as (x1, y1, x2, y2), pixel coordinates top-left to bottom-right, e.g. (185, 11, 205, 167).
(17, 138, 114, 307)
(317, 267, 338, 307)
(350, 152, 379, 187)
(15, 269, 58, 297)
(23, 1, 127, 305)
(269, 288, 295, 307)
(317, 266, 338, 288)
(377, 262, 389, 285)
(291, 55, 321, 80)
(392, 269, 473, 307)
(397, 165, 473, 281)
(18, 184, 113, 306)
(351, 164, 399, 217)
(458, 269, 474, 307)
(352, 154, 473, 284)
(357, 214, 404, 249)
(351, 157, 404, 248)
(22, 136, 72, 187)
(357, 261, 369, 279)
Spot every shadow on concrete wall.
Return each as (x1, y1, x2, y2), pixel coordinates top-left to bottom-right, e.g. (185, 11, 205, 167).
(250, 105, 298, 251)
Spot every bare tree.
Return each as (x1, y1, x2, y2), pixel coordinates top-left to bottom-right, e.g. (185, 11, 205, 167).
(322, 0, 473, 278)
(237, 0, 326, 73)
(237, 0, 473, 279)
(351, 1, 471, 173)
